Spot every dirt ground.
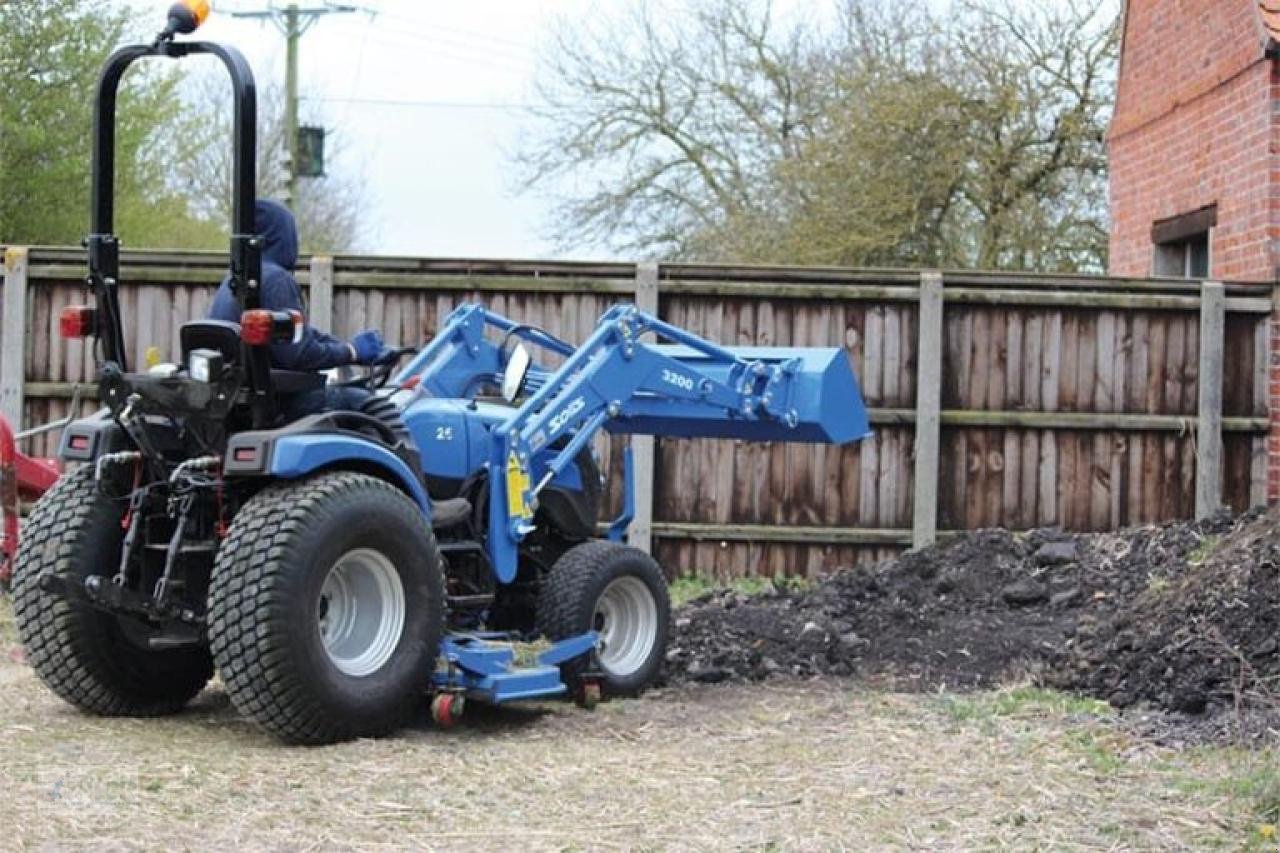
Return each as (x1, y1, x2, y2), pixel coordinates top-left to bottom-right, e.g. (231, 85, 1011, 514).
(1, 601, 1278, 851)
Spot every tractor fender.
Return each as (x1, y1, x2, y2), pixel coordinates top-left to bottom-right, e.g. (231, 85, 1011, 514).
(256, 434, 432, 518)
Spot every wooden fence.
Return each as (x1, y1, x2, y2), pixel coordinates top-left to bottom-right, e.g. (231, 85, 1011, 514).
(1, 246, 1273, 578)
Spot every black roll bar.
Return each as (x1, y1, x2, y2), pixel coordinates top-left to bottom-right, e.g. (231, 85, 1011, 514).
(88, 37, 275, 425)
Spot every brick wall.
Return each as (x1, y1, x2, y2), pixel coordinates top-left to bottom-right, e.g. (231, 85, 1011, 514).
(1109, 62, 1275, 279)
(1108, 0, 1280, 503)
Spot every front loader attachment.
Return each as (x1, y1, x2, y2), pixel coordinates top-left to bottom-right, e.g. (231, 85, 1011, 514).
(403, 303, 872, 583)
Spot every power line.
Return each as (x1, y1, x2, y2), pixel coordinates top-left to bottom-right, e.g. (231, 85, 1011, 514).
(356, 31, 533, 75)
(343, 15, 374, 126)
(365, 9, 534, 54)
(362, 18, 535, 65)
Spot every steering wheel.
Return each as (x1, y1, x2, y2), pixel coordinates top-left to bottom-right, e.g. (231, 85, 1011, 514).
(340, 346, 417, 391)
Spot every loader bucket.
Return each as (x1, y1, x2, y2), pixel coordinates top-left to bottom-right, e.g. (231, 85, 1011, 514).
(607, 345, 872, 445)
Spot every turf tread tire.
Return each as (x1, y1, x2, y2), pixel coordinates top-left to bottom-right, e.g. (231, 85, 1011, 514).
(207, 472, 444, 744)
(536, 540, 670, 697)
(11, 467, 213, 716)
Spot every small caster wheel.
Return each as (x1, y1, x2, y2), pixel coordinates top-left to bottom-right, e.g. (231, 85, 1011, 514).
(576, 681, 602, 710)
(432, 692, 465, 727)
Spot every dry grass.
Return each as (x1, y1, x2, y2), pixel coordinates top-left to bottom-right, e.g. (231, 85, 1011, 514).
(0, 598, 1276, 852)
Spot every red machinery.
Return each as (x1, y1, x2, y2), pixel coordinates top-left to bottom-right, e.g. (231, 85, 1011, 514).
(0, 415, 62, 587)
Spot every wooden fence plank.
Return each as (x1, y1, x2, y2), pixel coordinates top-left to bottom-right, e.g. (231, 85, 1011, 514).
(653, 522, 917, 546)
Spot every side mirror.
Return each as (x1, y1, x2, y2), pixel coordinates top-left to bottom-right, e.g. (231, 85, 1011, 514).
(501, 344, 532, 403)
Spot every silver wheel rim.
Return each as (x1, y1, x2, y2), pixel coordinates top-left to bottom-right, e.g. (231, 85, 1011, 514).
(317, 548, 405, 678)
(593, 575, 658, 678)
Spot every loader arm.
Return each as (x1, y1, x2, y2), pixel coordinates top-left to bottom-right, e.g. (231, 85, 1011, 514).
(485, 304, 870, 582)
(394, 303, 571, 398)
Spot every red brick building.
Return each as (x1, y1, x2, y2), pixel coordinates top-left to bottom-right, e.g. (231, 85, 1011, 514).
(1109, 0, 1280, 280)
(1108, 0, 1280, 500)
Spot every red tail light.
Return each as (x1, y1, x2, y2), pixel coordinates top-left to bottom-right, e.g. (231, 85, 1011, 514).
(240, 309, 302, 346)
(59, 305, 97, 339)
(240, 310, 275, 346)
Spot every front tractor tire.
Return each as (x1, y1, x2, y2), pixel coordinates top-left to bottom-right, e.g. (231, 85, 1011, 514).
(11, 467, 213, 716)
(537, 541, 670, 698)
(207, 472, 445, 744)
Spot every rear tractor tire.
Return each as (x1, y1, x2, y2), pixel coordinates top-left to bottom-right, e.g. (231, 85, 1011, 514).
(536, 541, 670, 699)
(207, 472, 445, 744)
(11, 467, 213, 716)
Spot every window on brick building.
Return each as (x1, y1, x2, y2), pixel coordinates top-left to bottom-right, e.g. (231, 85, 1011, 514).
(1154, 232, 1209, 277)
(1151, 204, 1216, 279)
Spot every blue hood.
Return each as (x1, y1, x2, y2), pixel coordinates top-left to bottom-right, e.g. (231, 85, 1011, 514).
(256, 199, 298, 270)
(209, 198, 353, 371)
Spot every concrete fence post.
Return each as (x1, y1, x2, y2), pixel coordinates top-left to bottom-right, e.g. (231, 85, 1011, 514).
(1, 247, 29, 430)
(911, 270, 944, 548)
(628, 262, 659, 554)
(1196, 280, 1225, 518)
(309, 255, 335, 333)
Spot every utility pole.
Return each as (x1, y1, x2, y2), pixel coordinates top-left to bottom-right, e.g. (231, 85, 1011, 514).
(229, 3, 361, 209)
(284, 4, 300, 208)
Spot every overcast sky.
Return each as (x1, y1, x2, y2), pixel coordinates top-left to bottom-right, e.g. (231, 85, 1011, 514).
(159, 1, 1100, 260)
(198, 1, 596, 259)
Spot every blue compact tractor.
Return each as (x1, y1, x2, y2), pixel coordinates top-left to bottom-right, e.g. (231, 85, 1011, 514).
(9, 4, 871, 743)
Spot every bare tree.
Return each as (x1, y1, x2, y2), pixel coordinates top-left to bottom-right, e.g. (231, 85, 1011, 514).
(518, 0, 821, 257)
(691, 1, 969, 266)
(518, 0, 1119, 272)
(173, 68, 369, 253)
(949, 0, 1118, 270)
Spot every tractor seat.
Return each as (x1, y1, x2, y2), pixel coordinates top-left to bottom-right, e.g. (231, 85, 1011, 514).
(179, 320, 323, 394)
(431, 497, 472, 531)
(180, 319, 242, 364)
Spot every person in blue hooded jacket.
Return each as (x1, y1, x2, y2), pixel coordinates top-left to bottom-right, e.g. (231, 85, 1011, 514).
(209, 199, 390, 418)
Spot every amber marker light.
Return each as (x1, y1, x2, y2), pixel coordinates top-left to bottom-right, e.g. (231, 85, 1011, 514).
(165, 0, 210, 37)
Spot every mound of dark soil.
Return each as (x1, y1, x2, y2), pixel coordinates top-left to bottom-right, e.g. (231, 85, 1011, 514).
(668, 528, 1075, 689)
(1051, 510, 1280, 716)
(666, 508, 1280, 729)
